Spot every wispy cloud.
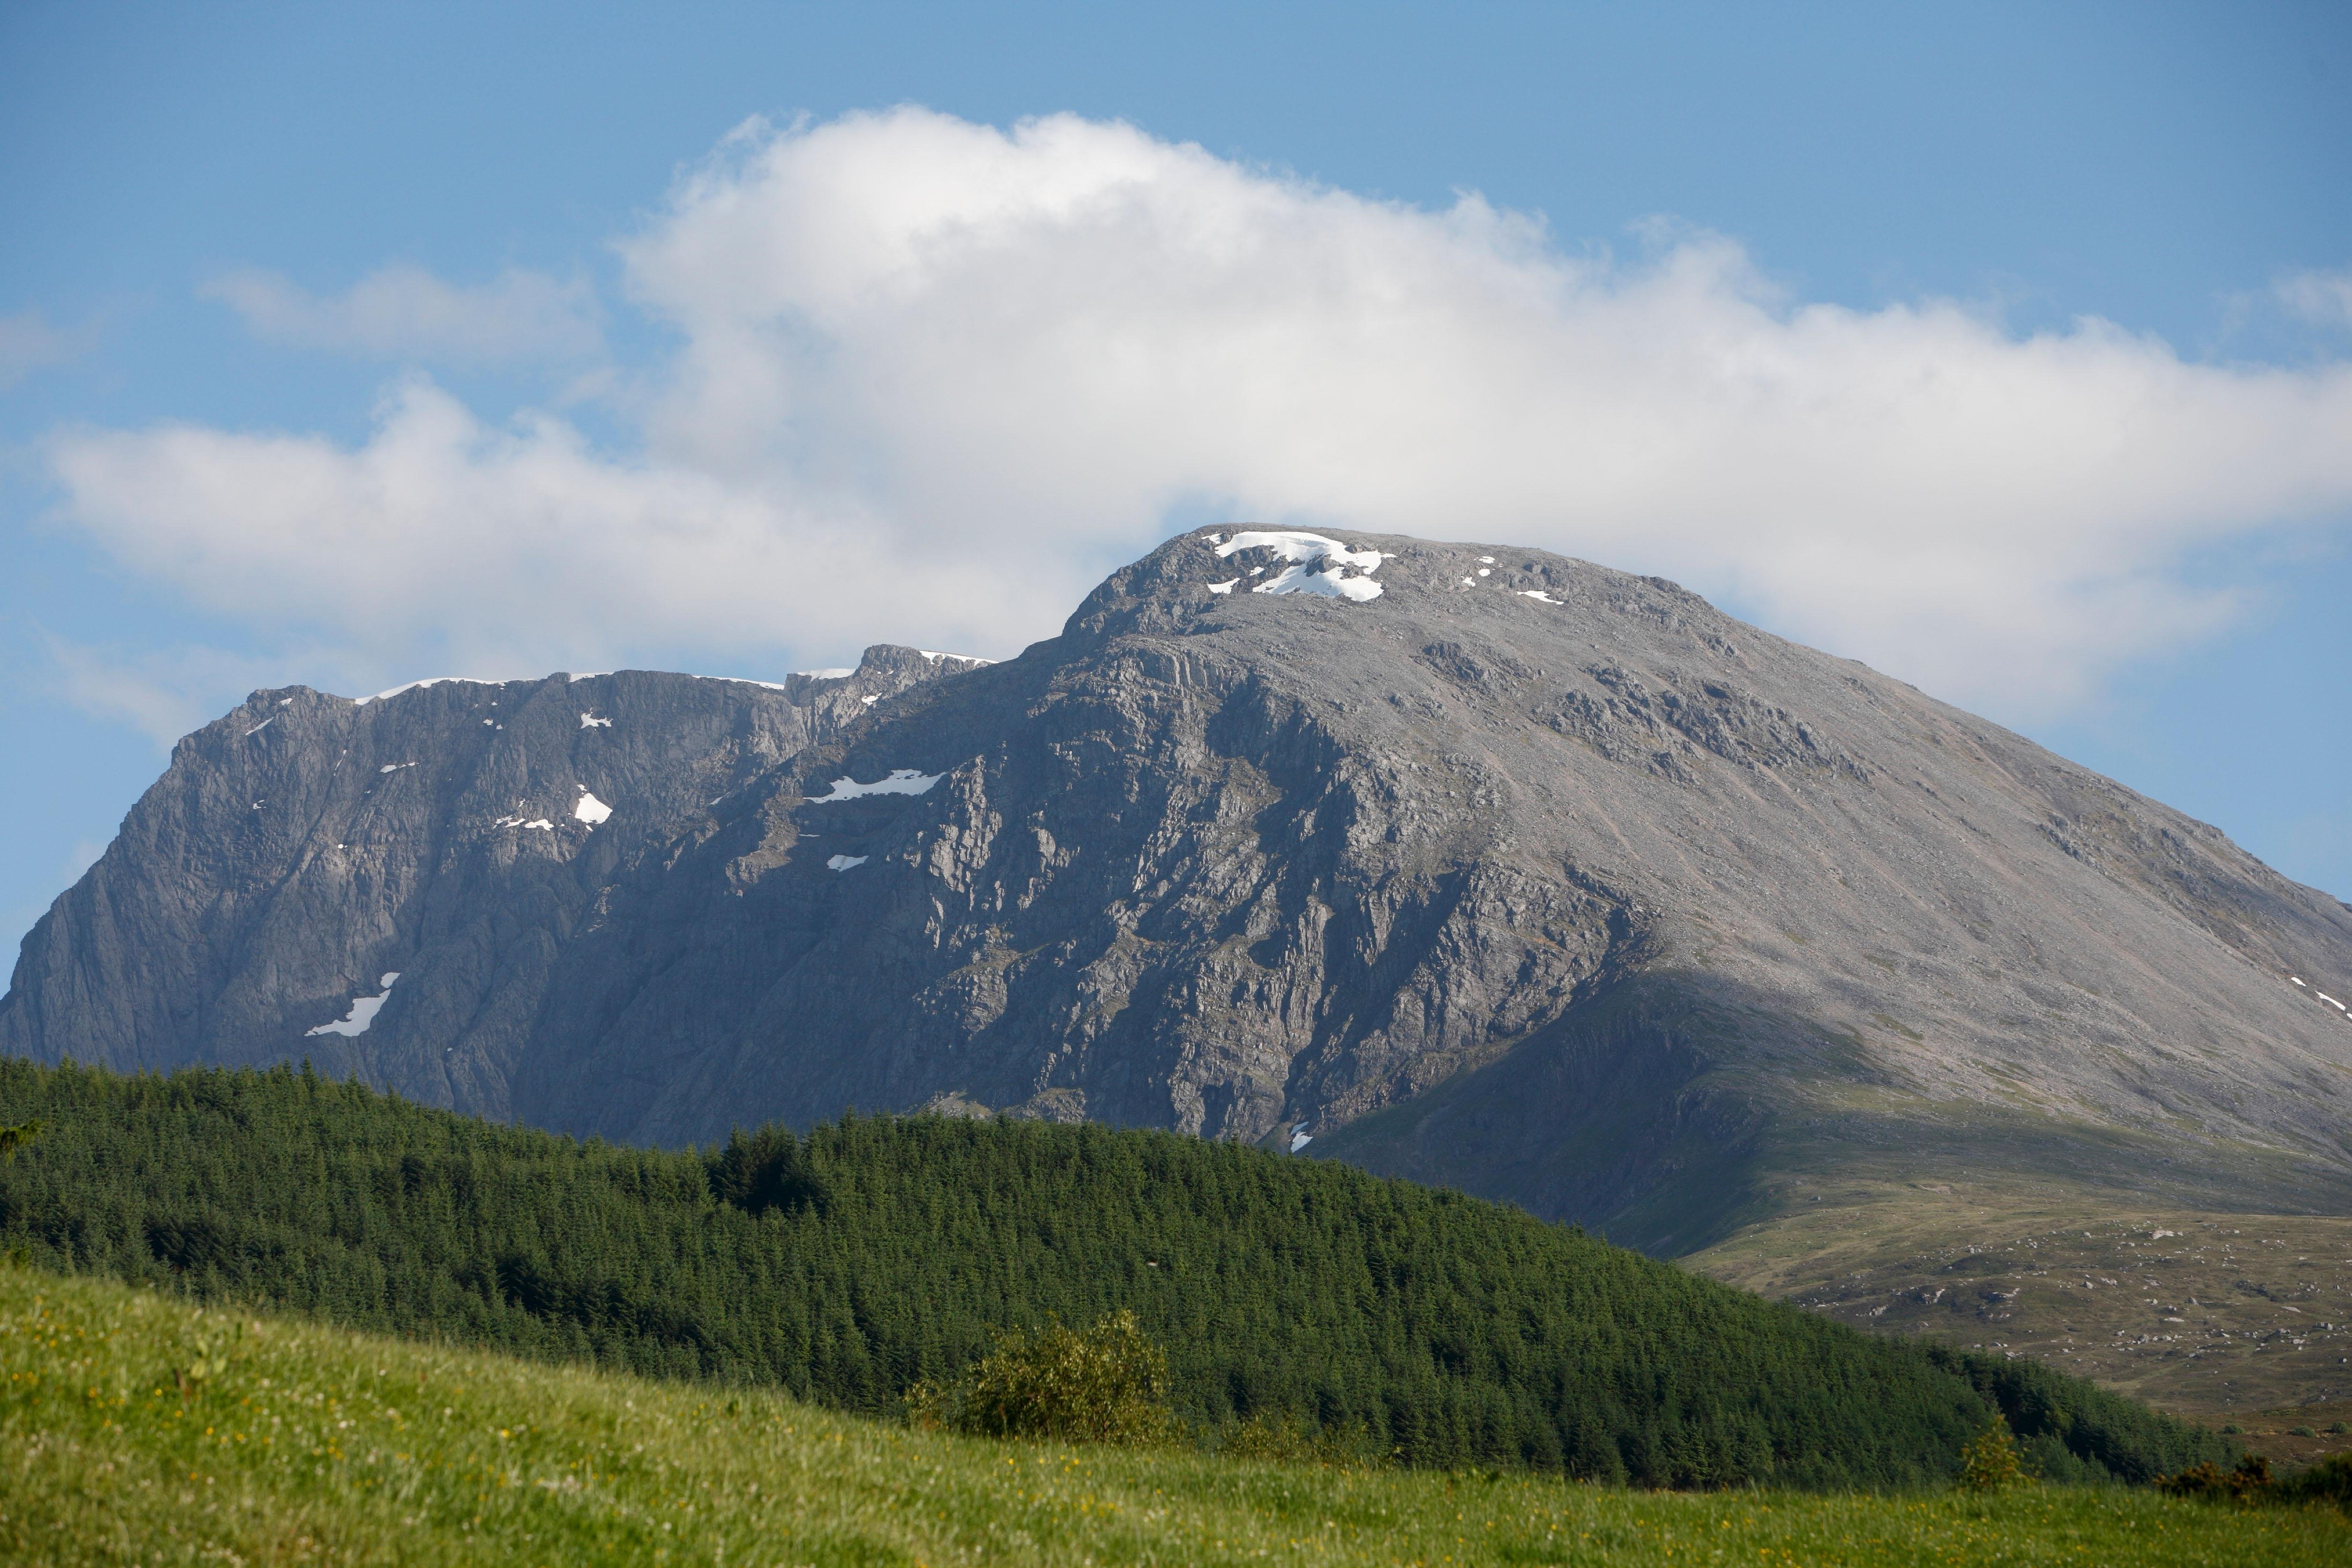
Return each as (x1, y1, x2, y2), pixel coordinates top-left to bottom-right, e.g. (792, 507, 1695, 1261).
(33, 633, 321, 749)
(203, 263, 604, 366)
(2277, 268, 2352, 331)
(0, 308, 85, 390)
(42, 109, 2352, 721)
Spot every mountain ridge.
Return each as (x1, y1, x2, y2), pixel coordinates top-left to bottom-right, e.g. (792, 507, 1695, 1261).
(6, 529, 2350, 1262)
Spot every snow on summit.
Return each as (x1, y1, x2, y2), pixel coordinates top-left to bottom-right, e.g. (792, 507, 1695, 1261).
(1211, 530, 1390, 602)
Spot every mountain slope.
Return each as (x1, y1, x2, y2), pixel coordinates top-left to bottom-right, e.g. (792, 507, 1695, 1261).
(7, 530, 2351, 1257)
(519, 530, 2352, 1243)
(0, 646, 983, 1119)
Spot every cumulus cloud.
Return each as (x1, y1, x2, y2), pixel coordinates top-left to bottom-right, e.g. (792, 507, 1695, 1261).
(2277, 268, 2352, 331)
(203, 263, 603, 365)
(47, 108, 2352, 717)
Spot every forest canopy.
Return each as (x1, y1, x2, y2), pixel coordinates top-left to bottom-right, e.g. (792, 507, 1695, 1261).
(0, 1058, 2227, 1489)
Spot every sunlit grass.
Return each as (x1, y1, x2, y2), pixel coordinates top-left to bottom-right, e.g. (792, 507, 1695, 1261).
(3, 1264, 2345, 1565)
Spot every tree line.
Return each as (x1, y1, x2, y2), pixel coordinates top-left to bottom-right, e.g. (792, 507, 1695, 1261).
(0, 1058, 2229, 1488)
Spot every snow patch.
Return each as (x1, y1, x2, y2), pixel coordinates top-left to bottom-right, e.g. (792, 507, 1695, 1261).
(355, 677, 493, 705)
(378, 762, 415, 774)
(245, 717, 275, 738)
(306, 972, 401, 1038)
(1478, 556, 1495, 564)
(861, 694, 881, 705)
(919, 650, 996, 665)
(2294, 976, 2307, 986)
(494, 815, 555, 831)
(566, 672, 610, 682)
(1478, 568, 1491, 577)
(808, 768, 942, 802)
(579, 713, 611, 729)
(796, 668, 856, 680)
(1290, 1129, 1313, 1153)
(1202, 531, 1224, 544)
(1207, 579, 1239, 595)
(1215, 531, 1389, 602)
(573, 790, 613, 826)
(827, 854, 870, 872)
(1518, 590, 1561, 605)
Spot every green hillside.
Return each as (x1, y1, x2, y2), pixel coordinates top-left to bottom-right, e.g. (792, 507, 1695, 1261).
(8, 1266, 2347, 1568)
(0, 1060, 2231, 1488)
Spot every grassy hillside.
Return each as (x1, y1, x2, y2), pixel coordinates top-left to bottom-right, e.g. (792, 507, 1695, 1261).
(0, 1059, 2231, 1488)
(1689, 1179, 2352, 1426)
(6, 1265, 2347, 1568)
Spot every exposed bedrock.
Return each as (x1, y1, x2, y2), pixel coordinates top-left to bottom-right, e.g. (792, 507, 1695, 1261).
(8, 530, 2352, 1246)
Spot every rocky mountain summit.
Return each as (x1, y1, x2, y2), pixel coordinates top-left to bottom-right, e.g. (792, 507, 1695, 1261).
(7, 530, 2352, 1257)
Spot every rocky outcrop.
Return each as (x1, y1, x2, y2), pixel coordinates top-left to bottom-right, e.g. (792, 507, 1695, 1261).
(8, 530, 2352, 1251)
(0, 647, 982, 1118)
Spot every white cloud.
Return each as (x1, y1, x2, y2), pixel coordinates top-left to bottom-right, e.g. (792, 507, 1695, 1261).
(2277, 268, 2352, 331)
(0, 308, 81, 389)
(45, 109, 2352, 718)
(203, 263, 603, 365)
(46, 379, 1063, 679)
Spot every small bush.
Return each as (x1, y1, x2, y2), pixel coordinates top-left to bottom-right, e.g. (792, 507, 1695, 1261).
(2280, 1452, 2352, 1513)
(905, 1310, 1175, 1446)
(1217, 1411, 1395, 1469)
(2157, 1454, 2273, 1504)
(2221, 1424, 2245, 1434)
(1959, 1414, 2030, 1493)
(2291, 1426, 2316, 1438)
(2327, 1422, 2350, 1435)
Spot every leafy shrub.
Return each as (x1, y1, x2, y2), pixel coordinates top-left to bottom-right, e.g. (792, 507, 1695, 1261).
(905, 1310, 1175, 1446)
(2222, 1424, 2245, 1435)
(2291, 1426, 2316, 1438)
(2279, 1452, 2352, 1513)
(1959, 1413, 2029, 1493)
(2328, 1422, 2350, 1435)
(1217, 1411, 1394, 1469)
(2157, 1454, 2273, 1503)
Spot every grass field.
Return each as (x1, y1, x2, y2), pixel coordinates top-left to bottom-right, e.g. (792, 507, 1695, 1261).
(4, 1263, 2347, 1567)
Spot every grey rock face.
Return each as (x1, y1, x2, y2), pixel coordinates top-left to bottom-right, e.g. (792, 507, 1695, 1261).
(0, 647, 980, 1118)
(8, 531, 2351, 1252)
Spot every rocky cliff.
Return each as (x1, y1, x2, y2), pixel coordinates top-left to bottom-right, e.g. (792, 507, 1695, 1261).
(0, 646, 982, 1120)
(8, 530, 2351, 1252)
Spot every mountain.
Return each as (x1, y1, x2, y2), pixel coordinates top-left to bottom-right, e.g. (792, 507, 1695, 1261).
(7, 529, 2352, 1274)
(0, 645, 986, 1119)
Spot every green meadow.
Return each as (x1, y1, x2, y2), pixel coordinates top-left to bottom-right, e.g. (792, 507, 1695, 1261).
(6, 1265, 2347, 1568)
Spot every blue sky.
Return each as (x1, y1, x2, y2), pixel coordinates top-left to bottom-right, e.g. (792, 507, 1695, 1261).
(3, 0, 2349, 960)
